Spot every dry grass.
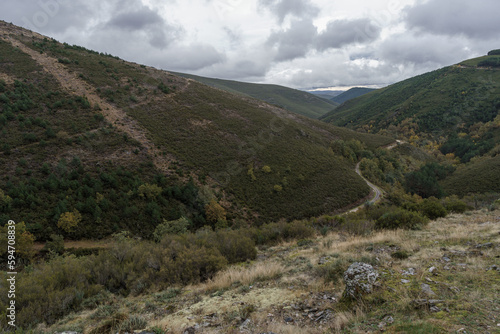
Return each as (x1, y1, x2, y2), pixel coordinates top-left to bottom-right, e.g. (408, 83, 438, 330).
(197, 261, 286, 293)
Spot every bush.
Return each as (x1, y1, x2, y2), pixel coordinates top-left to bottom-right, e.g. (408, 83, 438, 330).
(417, 197, 448, 220)
(443, 196, 471, 213)
(153, 217, 190, 241)
(487, 49, 500, 55)
(376, 208, 429, 230)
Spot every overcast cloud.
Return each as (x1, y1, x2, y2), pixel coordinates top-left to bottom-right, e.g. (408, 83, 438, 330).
(2, 0, 500, 89)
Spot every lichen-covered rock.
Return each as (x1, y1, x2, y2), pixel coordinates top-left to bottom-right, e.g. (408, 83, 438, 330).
(343, 262, 379, 299)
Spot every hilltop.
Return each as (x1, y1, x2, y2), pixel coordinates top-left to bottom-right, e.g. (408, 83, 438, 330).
(172, 72, 338, 119)
(0, 21, 392, 241)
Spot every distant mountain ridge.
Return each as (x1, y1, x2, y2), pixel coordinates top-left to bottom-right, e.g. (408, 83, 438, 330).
(331, 87, 376, 104)
(172, 72, 338, 119)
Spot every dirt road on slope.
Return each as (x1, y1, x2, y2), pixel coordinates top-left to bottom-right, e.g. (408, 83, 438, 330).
(0, 25, 175, 174)
(348, 140, 404, 213)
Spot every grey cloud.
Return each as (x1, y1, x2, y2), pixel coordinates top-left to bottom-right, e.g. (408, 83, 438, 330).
(315, 18, 381, 51)
(102, 1, 182, 49)
(259, 0, 319, 23)
(106, 7, 164, 31)
(1, 0, 94, 34)
(405, 0, 500, 39)
(267, 19, 317, 61)
(379, 33, 473, 67)
(267, 17, 380, 62)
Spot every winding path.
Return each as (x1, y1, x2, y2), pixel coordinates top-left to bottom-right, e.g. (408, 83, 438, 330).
(348, 140, 404, 213)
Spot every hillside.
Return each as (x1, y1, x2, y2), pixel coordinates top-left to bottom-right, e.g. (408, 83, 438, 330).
(320, 54, 500, 197)
(0, 21, 392, 241)
(7, 206, 500, 333)
(331, 87, 375, 104)
(321, 55, 500, 138)
(172, 72, 338, 119)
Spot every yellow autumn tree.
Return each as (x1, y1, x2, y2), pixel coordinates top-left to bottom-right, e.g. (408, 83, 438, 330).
(0, 221, 36, 261)
(205, 199, 226, 225)
(57, 209, 82, 233)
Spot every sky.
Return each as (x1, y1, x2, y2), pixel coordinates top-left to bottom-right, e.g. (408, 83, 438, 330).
(2, 0, 500, 90)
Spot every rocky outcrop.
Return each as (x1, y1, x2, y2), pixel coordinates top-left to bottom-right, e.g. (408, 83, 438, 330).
(343, 262, 379, 299)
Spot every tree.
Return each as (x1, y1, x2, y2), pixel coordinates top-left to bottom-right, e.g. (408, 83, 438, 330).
(57, 209, 82, 233)
(0, 221, 36, 262)
(138, 183, 163, 200)
(205, 199, 226, 225)
(153, 217, 190, 241)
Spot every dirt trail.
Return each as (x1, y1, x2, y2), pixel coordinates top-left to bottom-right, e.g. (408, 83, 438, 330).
(0, 25, 174, 174)
(347, 140, 403, 213)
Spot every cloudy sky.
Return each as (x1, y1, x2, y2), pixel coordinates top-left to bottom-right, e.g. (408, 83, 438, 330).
(2, 0, 500, 90)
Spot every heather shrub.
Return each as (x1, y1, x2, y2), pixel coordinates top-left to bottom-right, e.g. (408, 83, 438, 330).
(376, 208, 429, 230)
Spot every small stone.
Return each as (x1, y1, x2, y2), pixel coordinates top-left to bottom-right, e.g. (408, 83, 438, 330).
(401, 279, 411, 284)
(284, 317, 294, 323)
(384, 316, 394, 324)
(429, 266, 437, 274)
(430, 306, 441, 312)
(428, 299, 444, 305)
(378, 322, 387, 330)
(240, 319, 251, 330)
(425, 278, 433, 283)
(421, 283, 437, 297)
(476, 242, 493, 249)
(183, 327, 196, 334)
(442, 256, 451, 262)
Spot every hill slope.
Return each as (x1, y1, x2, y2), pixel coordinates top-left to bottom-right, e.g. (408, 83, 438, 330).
(331, 87, 375, 104)
(172, 72, 338, 119)
(321, 54, 500, 196)
(321, 56, 500, 137)
(0, 21, 392, 240)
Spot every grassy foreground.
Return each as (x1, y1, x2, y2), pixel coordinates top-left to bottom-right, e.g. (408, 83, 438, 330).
(43, 209, 500, 333)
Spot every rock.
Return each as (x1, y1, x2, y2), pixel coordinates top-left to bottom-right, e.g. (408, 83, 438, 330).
(430, 306, 441, 312)
(284, 317, 294, 323)
(342, 262, 379, 299)
(183, 327, 196, 334)
(318, 256, 329, 265)
(383, 316, 394, 324)
(428, 266, 437, 274)
(476, 242, 493, 249)
(240, 319, 251, 330)
(401, 279, 411, 284)
(487, 264, 500, 272)
(442, 256, 451, 262)
(378, 321, 387, 330)
(421, 283, 437, 297)
(402, 268, 416, 276)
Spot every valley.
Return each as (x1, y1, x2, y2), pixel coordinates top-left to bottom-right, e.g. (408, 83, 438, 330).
(0, 20, 499, 334)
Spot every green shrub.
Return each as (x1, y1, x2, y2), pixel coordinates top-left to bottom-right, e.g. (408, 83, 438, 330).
(153, 217, 190, 241)
(376, 208, 429, 230)
(417, 197, 448, 220)
(443, 196, 470, 213)
(42, 234, 65, 255)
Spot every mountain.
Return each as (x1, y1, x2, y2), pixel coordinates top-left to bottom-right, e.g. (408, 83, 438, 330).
(172, 72, 338, 119)
(320, 55, 500, 138)
(321, 53, 500, 196)
(0, 21, 392, 241)
(331, 87, 376, 104)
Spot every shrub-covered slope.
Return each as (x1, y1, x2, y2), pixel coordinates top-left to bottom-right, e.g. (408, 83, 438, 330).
(172, 71, 338, 119)
(321, 55, 500, 139)
(0, 21, 392, 239)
